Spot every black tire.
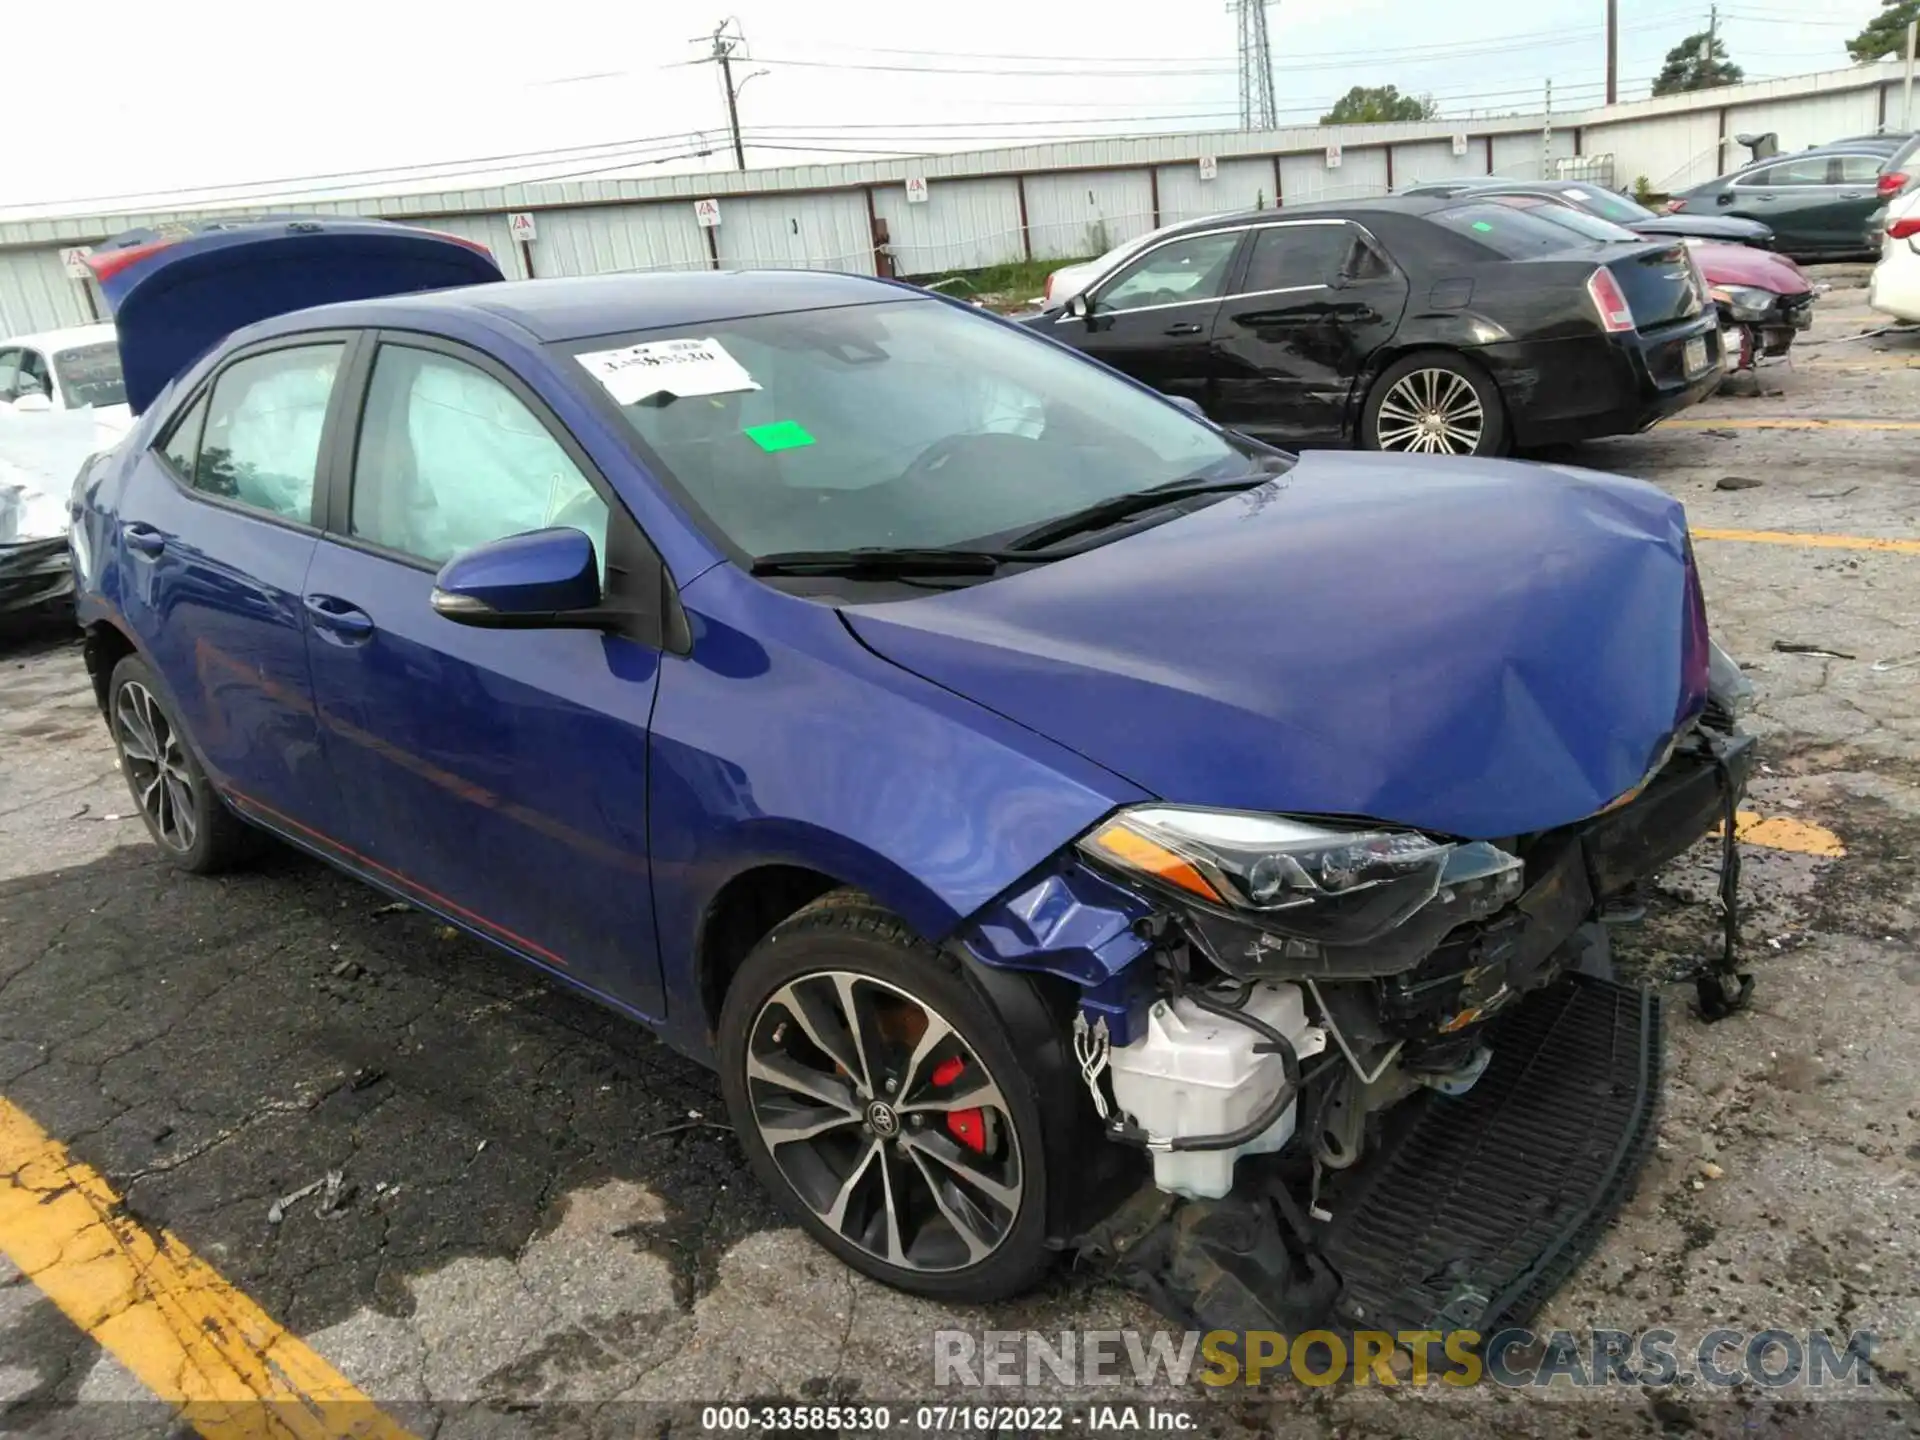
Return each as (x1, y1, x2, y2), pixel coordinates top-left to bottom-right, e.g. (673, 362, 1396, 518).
(717, 889, 1057, 1302)
(106, 655, 259, 874)
(1360, 349, 1509, 457)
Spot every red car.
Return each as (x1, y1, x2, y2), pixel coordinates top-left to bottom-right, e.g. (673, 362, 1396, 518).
(1691, 240, 1816, 371)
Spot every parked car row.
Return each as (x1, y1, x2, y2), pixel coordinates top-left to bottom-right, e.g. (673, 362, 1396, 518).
(1023, 194, 1725, 455)
(1669, 131, 1916, 260)
(54, 217, 1753, 1330)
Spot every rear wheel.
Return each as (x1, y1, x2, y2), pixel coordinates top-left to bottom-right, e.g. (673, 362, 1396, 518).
(107, 656, 258, 874)
(717, 890, 1055, 1301)
(1362, 351, 1508, 457)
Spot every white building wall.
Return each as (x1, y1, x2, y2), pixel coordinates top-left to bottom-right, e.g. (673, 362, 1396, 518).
(1020, 170, 1157, 261)
(871, 177, 1024, 275)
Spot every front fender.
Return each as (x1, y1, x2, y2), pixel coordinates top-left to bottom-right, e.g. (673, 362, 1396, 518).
(648, 563, 1149, 1051)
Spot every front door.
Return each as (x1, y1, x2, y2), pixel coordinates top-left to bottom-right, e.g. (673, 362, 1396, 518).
(1210, 221, 1408, 444)
(114, 338, 348, 834)
(301, 336, 668, 1015)
(1050, 227, 1246, 409)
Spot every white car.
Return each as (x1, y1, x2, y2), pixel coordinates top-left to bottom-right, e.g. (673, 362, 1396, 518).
(1868, 187, 1920, 324)
(1039, 215, 1238, 309)
(0, 323, 132, 431)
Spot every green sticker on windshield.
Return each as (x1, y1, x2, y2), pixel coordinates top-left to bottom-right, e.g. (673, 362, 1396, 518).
(745, 420, 816, 452)
(1472, 221, 1494, 232)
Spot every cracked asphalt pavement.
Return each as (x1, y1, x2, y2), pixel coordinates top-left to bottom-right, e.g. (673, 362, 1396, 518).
(3, 276, 1918, 1438)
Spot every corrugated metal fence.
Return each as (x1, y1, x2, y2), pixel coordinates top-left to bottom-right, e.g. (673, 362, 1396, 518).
(2, 61, 1909, 333)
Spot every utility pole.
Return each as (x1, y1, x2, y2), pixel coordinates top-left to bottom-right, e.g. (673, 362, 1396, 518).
(1701, 4, 1718, 75)
(1904, 19, 1916, 133)
(701, 20, 751, 170)
(1605, 0, 1618, 105)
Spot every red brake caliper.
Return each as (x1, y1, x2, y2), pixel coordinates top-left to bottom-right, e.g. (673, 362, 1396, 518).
(929, 1056, 988, 1153)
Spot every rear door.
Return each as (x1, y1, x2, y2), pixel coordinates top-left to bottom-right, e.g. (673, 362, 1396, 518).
(301, 333, 669, 1015)
(112, 334, 353, 836)
(1828, 153, 1892, 251)
(1047, 227, 1247, 408)
(1209, 220, 1408, 444)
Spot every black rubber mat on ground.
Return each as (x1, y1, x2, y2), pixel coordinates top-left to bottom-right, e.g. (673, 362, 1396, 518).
(1320, 976, 1662, 1337)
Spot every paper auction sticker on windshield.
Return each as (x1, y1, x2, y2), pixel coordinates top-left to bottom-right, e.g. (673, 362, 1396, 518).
(575, 337, 761, 405)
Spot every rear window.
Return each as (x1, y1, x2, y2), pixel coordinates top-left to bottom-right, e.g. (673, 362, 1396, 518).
(1486, 195, 1641, 243)
(51, 343, 126, 410)
(1429, 202, 1605, 258)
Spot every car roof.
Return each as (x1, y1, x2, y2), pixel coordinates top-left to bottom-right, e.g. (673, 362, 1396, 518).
(278, 269, 916, 344)
(1159, 195, 1459, 235)
(0, 323, 117, 353)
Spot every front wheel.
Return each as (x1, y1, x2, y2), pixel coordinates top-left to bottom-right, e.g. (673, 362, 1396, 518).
(717, 890, 1055, 1301)
(1361, 351, 1509, 457)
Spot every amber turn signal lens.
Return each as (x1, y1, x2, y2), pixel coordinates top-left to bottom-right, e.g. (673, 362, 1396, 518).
(1087, 822, 1224, 903)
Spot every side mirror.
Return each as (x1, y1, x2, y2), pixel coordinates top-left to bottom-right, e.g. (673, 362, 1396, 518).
(430, 527, 606, 629)
(10, 391, 53, 414)
(1065, 293, 1092, 320)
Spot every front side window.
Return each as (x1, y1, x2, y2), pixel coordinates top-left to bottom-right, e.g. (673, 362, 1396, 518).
(194, 344, 343, 522)
(0, 350, 20, 399)
(564, 296, 1250, 559)
(350, 346, 608, 570)
(1097, 231, 1243, 311)
(1243, 224, 1361, 291)
(1745, 158, 1831, 187)
(51, 343, 126, 410)
(15, 351, 51, 400)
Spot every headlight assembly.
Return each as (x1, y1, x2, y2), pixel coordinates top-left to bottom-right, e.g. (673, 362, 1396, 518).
(1709, 284, 1776, 321)
(1078, 807, 1525, 977)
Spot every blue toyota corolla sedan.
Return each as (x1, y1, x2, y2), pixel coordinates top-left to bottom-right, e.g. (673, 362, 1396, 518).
(70, 218, 1753, 1328)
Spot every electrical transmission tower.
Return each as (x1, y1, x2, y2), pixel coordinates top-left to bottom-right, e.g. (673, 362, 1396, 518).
(1230, 0, 1279, 131)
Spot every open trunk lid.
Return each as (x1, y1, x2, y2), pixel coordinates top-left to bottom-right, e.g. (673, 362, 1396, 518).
(84, 216, 504, 414)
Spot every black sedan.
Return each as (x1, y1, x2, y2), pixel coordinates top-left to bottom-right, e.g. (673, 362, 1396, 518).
(1023, 196, 1721, 456)
(1403, 177, 1773, 247)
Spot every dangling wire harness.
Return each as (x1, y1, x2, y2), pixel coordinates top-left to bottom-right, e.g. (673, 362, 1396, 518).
(1078, 912, 1305, 1154)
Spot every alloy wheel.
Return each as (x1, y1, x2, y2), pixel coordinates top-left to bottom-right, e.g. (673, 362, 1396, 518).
(744, 970, 1024, 1273)
(1376, 368, 1486, 454)
(114, 680, 198, 853)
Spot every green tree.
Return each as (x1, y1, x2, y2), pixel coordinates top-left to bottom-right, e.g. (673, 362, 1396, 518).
(1652, 31, 1745, 95)
(1847, 0, 1920, 61)
(1320, 85, 1441, 124)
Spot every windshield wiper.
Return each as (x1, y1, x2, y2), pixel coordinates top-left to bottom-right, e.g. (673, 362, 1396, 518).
(751, 546, 1028, 578)
(1005, 474, 1272, 553)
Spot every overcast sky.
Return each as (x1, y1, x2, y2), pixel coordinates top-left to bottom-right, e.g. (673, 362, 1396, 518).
(5, 0, 1886, 214)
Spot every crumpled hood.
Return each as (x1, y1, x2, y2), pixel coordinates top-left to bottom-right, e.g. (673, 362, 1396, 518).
(845, 451, 1709, 840)
(1692, 240, 1810, 294)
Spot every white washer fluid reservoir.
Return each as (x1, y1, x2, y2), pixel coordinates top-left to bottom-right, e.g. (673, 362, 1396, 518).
(1105, 982, 1327, 1201)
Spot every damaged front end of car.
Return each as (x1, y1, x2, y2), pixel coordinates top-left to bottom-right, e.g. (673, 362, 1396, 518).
(953, 647, 1754, 1340)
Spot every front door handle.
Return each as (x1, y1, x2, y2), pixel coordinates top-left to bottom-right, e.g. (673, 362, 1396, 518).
(304, 594, 375, 640)
(124, 523, 166, 556)
(1164, 322, 1204, 336)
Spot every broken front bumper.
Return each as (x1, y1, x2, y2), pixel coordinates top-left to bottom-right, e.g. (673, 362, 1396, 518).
(1076, 728, 1752, 1342)
(0, 537, 73, 614)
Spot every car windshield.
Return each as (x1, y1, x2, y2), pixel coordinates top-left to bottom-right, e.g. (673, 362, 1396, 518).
(1431, 201, 1611, 256)
(561, 297, 1256, 559)
(51, 343, 127, 409)
(1558, 186, 1657, 223)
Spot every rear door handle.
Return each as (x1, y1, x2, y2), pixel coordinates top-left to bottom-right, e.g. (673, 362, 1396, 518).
(1164, 322, 1204, 336)
(124, 523, 166, 556)
(304, 594, 375, 640)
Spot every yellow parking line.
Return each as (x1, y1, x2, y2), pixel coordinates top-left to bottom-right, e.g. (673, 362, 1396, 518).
(1720, 811, 1847, 858)
(1661, 416, 1920, 431)
(0, 1096, 415, 1440)
(1693, 528, 1920, 555)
